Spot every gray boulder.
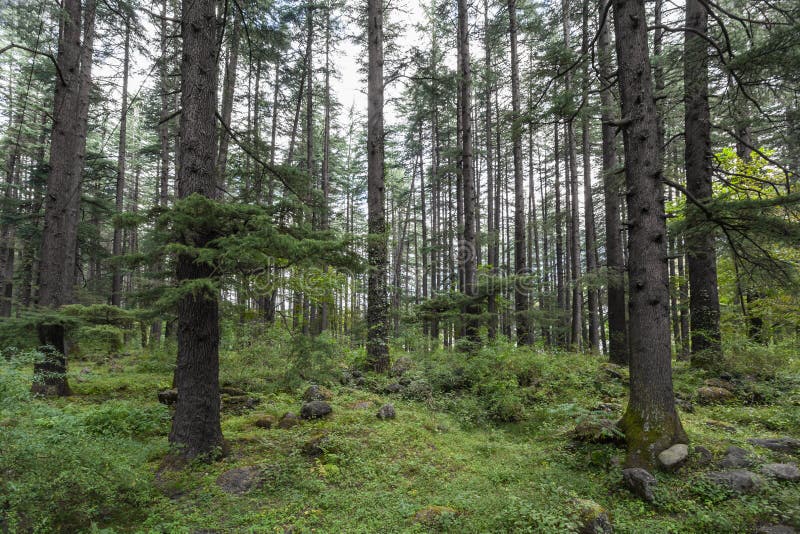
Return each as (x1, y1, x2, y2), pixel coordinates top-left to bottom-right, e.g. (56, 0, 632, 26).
(572, 499, 613, 534)
(385, 382, 404, 394)
(658, 444, 689, 471)
(622, 468, 657, 502)
(706, 470, 763, 493)
(719, 446, 755, 468)
(748, 437, 800, 454)
(277, 412, 301, 429)
(300, 401, 333, 420)
(303, 385, 333, 402)
(377, 403, 396, 419)
(761, 463, 800, 482)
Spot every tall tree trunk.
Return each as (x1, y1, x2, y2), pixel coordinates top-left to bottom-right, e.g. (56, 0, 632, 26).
(111, 20, 130, 307)
(366, 0, 389, 371)
(458, 0, 479, 347)
(34, 0, 96, 396)
(168, 0, 224, 459)
(216, 8, 240, 195)
(613, 0, 686, 469)
(508, 0, 529, 345)
(598, 0, 627, 363)
(320, 4, 332, 333)
(484, 0, 496, 339)
(684, 0, 722, 370)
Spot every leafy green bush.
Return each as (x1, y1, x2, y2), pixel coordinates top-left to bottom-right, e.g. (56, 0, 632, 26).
(73, 324, 125, 360)
(79, 400, 170, 437)
(722, 338, 795, 378)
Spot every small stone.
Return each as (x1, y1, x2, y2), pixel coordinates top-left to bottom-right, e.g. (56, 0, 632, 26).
(390, 356, 413, 377)
(572, 418, 624, 444)
(221, 395, 260, 413)
(622, 468, 657, 502)
(302, 431, 330, 457)
(254, 415, 276, 429)
(696, 386, 735, 404)
(339, 371, 353, 385)
(706, 470, 763, 493)
(658, 444, 689, 471)
(385, 382, 403, 394)
(158, 389, 178, 406)
(399, 376, 412, 386)
(277, 412, 301, 429)
(719, 446, 755, 468)
(300, 400, 332, 420)
(693, 446, 714, 466)
(303, 385, 333, 402)
(377, 404, 396, 419)
(216, 466, 261, 495)
(572, 498, 613, 534)
(748, 437, 800, 454)
(761, 463, 800, 481)
(600, 363, 627, 381)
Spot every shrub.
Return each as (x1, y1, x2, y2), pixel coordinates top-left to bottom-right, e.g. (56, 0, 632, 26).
(72, 324, 125, 360)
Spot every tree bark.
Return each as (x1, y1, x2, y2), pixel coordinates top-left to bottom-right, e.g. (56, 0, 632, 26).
(111, 19, 130, 307)
(216, 7, 240, 195)
(684, 0, 722, 370)
(612, 0, 686, 469)
(366, 0, 389, 371)
(168, 0, 224, 459)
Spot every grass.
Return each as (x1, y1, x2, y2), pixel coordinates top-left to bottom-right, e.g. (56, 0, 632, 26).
(2, 337, 799, 533)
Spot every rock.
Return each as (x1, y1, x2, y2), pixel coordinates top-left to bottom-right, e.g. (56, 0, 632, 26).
(254, 415, 276, 429)
(658, 444, 689, 471)
(390, 356, 413, 377)
(572, 499, 613, 534)
(756, 525, 798, 534)
(216, 466, 261, 495)
(349, 400, 374, 410)
(300, 400, 332, 420)
(697, 386, 735, 404)
(158, 389, 178, 406)
(705, 419, 736, 433)
(353, 376, 366, 387)
(377, 404, 396, 419)
(303, 385, 333, 402)
(302, 431, 330, 457)
(339, 371, 353, 385)
(219, 385, 248, 396)
(622, 468, 657, 502)
(221, 395, 260, 413)
(748, 437, 800, 454)
(399, 376, 412, 386)
(572, 418, 624, 444)
(706, 470, 763, 493)
(719, 446, 755, 468)
(277, 412, 301, 429)
(385, 382, 404, 394)
(675, 398, 695, 413)
(600, 363, 627, 381)
(694, 446, 714, 466)
(761, 463, 800, 481)
(705, 377, 736, 391)
(412, 506, 458, 527)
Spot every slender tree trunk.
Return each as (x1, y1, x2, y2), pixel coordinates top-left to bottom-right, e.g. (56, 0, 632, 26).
(111, 20, 130, 307)
(684, 0, 722, 370)
(169, 0, 224, 459)
(216, 8, 240, 195)
(366, 0, 389, 371)
(598, 0, 627, 363)
(613, 0, 686, 469)
(320, 4, 332, 333)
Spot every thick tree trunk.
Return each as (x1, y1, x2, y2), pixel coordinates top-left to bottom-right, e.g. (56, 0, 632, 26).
(366, 0, 389, 371)
(168, 0, 224, 459)
(598, 0, 627, 363)
(34, 0, 96, 396)
(508, 0, 529, 345)
(684, 0, 722, 370)
(612, 0, 686, 469)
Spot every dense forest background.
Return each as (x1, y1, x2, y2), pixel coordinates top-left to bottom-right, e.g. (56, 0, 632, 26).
(0, 0, 799, 531)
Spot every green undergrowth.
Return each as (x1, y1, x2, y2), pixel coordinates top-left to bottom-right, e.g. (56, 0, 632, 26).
(1, 336, 798, 533)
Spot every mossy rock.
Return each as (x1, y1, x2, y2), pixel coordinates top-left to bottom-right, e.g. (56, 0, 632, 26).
(572, 498, 613, 534)
(696, 386, 735, 405)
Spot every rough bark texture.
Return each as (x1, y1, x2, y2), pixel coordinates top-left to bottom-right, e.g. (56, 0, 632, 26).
(216, 8, 240, 195)
(34, 0, 96, 396)
(112, 20, 130, 307)
(458, 0, 479, 347)
(598, 0, 627, 363)
(684, 0, 722, 370)
(508, 0, 529, 345)
(366, 0, 389, 372)
(612, 0, 686, 469)
(168, 0, 224, 459)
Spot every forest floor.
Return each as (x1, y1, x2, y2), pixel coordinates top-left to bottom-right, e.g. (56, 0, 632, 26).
(2, 335, 800, 533)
